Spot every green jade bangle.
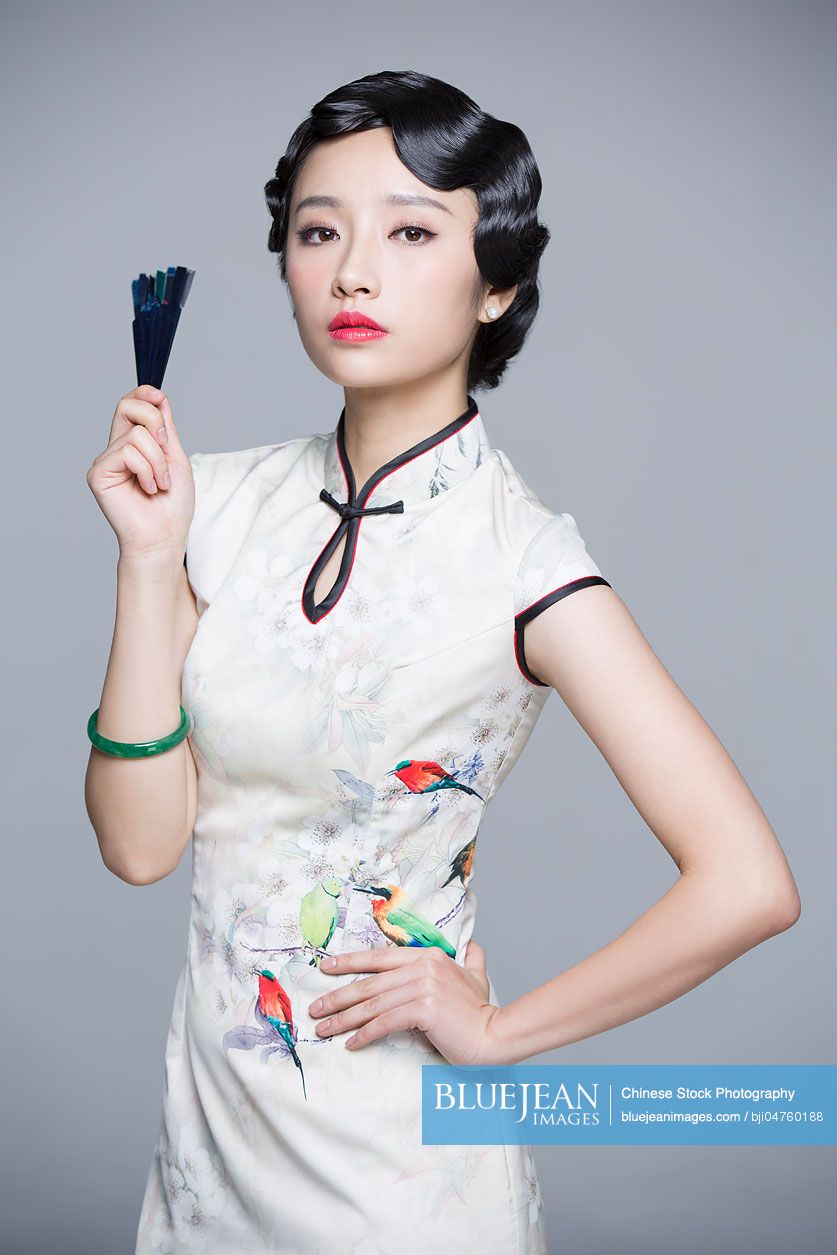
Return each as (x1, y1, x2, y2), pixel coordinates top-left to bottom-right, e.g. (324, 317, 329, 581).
(87, 705, 193, 759)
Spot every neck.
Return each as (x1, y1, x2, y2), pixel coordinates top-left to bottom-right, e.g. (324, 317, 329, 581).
(341, 379, 472, 489)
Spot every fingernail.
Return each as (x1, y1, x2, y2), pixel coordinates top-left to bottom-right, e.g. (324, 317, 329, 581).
(317, 1019, 331, 1034)
(157, 426, 168, 444)
(309, 998, 322, 1014)
(321, 956, 336, 969)
(163, 471, 172, 488)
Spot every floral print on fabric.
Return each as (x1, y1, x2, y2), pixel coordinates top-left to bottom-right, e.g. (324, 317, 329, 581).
(135, 399, 609, 1253)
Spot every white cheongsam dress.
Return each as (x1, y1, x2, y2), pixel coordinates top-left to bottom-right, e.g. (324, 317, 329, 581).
(133, 395, 611, 1255)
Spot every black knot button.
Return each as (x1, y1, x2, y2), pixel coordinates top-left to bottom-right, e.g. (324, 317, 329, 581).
(319, 487, 404, 520)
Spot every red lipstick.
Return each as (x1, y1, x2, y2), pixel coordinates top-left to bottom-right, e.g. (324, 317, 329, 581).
(328, 309, 389, 342)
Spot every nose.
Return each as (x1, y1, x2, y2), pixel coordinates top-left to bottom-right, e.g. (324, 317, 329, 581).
(334, 271, 378, 300)
(332, 229, 381, 300)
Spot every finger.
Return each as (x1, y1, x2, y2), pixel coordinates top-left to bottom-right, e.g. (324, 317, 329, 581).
(128, 383, 165, 400)
(463, 939, 487, 972)
(155, 394, 172, 445)
(155, 391, 183, 449)
(320, 946, 434, 975)
(111, 396, 168, 447)
(316, 981, 423, 1040)
(121, 444, 160, 495)
(309, 967, 412, 1018)
(344, 997, 435, 1049)
(119, 422, 172, 490)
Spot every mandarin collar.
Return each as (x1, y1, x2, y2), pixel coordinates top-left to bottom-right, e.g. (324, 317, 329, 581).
(321, 394, 491, 511)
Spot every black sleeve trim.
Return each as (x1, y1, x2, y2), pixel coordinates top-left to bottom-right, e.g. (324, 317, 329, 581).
(514, 575, 612, 686)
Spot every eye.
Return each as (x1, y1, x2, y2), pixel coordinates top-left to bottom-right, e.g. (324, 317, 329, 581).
(295, 221, 437, 247)
(296, 223, 339, 245)
(391, 222, 436, 245)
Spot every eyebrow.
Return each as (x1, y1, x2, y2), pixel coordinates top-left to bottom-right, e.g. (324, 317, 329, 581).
(293, 192, 454, 217)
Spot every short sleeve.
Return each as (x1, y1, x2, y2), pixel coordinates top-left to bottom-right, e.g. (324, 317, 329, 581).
(513, 511, 612, 685)
(183, 446, 278, 616)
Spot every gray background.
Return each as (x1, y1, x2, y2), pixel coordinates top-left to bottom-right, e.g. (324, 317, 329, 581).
(2, 1, 834, 1251)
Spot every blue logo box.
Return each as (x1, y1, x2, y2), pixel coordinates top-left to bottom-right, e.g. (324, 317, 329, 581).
(421, 1064, 837, 1145)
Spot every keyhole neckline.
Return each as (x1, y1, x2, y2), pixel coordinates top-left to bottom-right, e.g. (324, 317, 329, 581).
(324, 394, 485, 512)
(303, 395, 491, 625)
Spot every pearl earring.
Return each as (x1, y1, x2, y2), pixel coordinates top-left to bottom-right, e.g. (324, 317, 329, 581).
(486, 306, 500, 320)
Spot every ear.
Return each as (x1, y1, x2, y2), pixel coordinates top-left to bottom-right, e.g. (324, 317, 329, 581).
(480, 283, 518, 322)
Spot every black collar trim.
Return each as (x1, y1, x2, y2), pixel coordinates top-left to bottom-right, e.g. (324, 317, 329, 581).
(335, 394, 479, 509)
(302, 396, 480, 624)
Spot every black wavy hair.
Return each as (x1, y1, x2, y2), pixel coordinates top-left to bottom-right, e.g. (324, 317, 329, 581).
(264, 69, 550, 392)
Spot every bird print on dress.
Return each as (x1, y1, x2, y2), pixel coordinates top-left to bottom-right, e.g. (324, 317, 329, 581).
(441, 834, 477, 887)
(217, 755, 479, 1095)
(222, 967, 308, 1100)
(353, 883, 456, 958)
(255, 969, 307, 1100)
(133, 409, 582, 1251)
(387, 758, 485, 801)
(299, 877, 342, 967)
(218, 757, 481, 1098)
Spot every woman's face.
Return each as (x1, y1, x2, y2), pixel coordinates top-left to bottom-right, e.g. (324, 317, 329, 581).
(284, 126, 489, 390)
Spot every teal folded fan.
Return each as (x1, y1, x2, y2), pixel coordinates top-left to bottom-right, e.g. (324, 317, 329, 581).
(131, 265, 195, 388)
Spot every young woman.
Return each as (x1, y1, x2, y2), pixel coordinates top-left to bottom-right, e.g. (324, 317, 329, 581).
(85, 69, 800, 1254)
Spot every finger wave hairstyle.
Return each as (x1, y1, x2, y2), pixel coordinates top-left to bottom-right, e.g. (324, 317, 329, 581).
(264, 69, 551, 392)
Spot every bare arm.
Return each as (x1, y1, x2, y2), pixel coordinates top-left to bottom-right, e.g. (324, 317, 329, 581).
(83, 383, 201, 886)
(84, 556, 200, 885)
(490, 585, 801, 1064)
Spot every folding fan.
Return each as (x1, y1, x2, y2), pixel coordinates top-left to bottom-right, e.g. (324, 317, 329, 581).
(131, 265, 195, 388)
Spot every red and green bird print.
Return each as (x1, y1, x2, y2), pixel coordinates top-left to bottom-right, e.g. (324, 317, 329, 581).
(255, 968, 307, 1100)
(353, 883, 456, 958)
(387, 758, 484, 801)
